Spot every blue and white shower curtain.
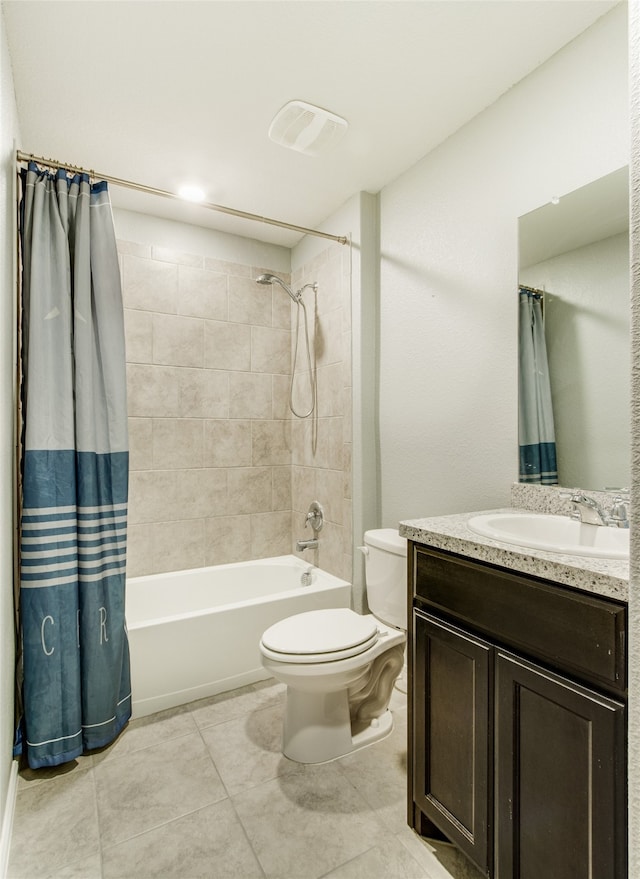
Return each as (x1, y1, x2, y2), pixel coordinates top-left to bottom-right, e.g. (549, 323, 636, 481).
(518, 288, 558, 484)
(17, 162, 131, 768)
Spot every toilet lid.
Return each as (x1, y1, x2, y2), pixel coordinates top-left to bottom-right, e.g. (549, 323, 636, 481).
(261, 608, 379, 663)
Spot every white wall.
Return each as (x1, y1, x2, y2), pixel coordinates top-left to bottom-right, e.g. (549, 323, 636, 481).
(0, 4, 20, 863)
(378, 5, 628, 527)
(521, 232, 629, 490)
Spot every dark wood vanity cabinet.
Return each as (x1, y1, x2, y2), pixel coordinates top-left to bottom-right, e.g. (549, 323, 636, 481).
(408, 541, 627, 879)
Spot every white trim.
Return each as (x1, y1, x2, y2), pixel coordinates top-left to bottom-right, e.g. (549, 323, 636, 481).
(0, 760, 19, 879)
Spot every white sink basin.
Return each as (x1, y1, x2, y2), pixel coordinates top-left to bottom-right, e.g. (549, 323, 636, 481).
(467, 513, 629, 560)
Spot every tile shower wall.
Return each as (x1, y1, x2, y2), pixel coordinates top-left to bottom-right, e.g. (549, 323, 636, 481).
(291, 243, 352, 581)
(119, 238, 352, 582)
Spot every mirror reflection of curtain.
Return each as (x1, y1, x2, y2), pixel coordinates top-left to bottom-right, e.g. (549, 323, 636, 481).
(518, 288, 558, 484)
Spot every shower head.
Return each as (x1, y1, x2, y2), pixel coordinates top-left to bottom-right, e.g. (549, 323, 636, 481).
(255, 273, 299, 303)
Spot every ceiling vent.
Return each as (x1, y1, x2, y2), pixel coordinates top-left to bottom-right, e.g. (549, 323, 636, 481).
(268, 101, 348, 157)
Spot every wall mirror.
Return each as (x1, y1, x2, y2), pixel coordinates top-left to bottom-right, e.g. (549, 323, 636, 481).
(518, 166, 629, 491)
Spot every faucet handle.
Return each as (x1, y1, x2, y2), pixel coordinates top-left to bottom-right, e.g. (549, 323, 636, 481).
(608, 497, 629, 528)
(304, 501, 324, 533)
(559, 491, 581, 519)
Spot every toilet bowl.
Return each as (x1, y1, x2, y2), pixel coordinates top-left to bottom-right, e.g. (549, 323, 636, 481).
(259, 529, 407, 764)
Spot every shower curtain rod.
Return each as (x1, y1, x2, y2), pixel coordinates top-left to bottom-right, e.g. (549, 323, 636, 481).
(519, 284, 546, 297)
(16, 150, 348, 246)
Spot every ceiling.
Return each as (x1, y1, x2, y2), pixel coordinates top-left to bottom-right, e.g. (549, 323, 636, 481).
(3, 0, 619, 247)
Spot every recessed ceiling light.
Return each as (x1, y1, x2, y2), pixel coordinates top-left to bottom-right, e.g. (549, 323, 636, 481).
(178, 184, 206, 203)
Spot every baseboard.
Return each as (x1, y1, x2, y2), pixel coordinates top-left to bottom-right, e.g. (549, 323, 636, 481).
(0, 760, 19, 879)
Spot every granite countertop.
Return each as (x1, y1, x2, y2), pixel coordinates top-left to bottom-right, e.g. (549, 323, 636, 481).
(399, 508, 629, 602)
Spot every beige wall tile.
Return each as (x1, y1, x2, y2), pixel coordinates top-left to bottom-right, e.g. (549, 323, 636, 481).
(251, 512, 291, 559)
(128, 417, 153, 471)
(152, 418, 203, 470)
(316, 521, 344, 580)
(124, 308, 153, 364)
(272, 291, 292, 330)
(229, 373, 272, 419)
(127, 364, 181, 417)
(117, 240, 151, 258)
(252, 421, 291, 466)
(343, 443, 353, 500)
(204, 320, 251, 371)
(227, 467, 272, 515)
(229, 275, 272, 327)
(179, 369, 229, 419)
(290, 418, 313, 467)
(316, 254, 343, 315)
(292, 466, 316, 514)
(342, 330, 352, 386)
(175, 469, 228, 519)
(126, 523, 157, 577)
(204, 420, 252, 467)
(272, 374, 292, 420)
(128, 470, 177, 524)
(315, 469, 344, 526)
(178, 266, 228, 320)
(342, 498, 353, 553)
(153, 313, 204, 367)
(152, 246, 203, 268)
(251, 326, 290, 374)
(315, 363, 343, 417)
(152, 519, 205, 573)
(204, 516, 252, 566)
(314, 417, 345, 470)
(204, 257, 251, 277)
(342, 389, 353, 443)
(315, 309, 343, 367)
(272, 467, 292, 512)
(122, 255, 177, 313)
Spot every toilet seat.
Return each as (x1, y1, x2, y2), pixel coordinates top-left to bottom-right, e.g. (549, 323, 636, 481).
(260, 608, 380, 664)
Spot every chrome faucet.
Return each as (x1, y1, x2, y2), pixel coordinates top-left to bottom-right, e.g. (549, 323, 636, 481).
(608, 496, 629, 528)
(567, 493, 629, 527)
(296, 538, 318, 552)
(568, 493, 608, 526)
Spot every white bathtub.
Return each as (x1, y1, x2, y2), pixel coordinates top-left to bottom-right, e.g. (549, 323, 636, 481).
(126, 555, 351, 717)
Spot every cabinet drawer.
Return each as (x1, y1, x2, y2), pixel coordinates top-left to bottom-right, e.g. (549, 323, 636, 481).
(412, 543, 626, 694)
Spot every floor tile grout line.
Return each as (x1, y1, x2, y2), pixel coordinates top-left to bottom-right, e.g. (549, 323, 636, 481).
(315, 844, 381, 879)
(224, 788, 270, 879)
(97, 794, 230, 858)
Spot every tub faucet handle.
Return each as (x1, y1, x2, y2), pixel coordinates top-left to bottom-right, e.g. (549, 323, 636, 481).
(305, 501, 324, 533)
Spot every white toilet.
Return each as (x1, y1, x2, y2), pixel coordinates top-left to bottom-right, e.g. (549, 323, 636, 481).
(259, 528, 407, 764)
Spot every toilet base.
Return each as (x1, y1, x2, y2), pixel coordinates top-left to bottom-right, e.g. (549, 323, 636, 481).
(282, 686, 395, 764)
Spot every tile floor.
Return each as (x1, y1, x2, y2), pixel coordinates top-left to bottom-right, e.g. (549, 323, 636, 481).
(7, 681, 482, 879)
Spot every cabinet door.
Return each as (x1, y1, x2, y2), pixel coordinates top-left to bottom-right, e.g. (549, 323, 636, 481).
(413, 611, 492, 874)
(495, 651, 626, 879)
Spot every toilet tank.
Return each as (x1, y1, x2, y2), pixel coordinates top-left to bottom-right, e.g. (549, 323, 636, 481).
(363, 529, 408, 630)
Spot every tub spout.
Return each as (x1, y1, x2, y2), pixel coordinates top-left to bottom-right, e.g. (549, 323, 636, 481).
(296, 538, 318, 552)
